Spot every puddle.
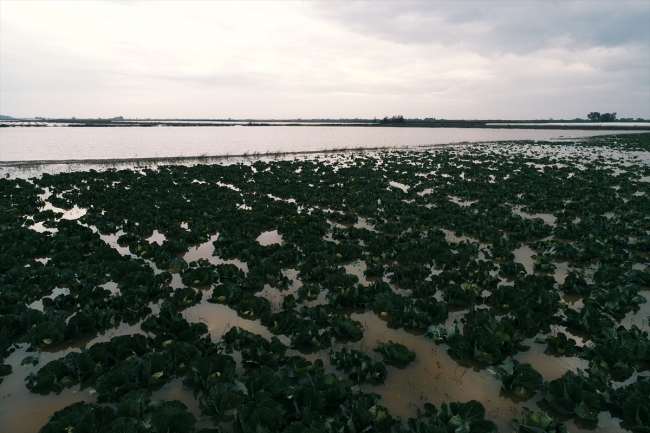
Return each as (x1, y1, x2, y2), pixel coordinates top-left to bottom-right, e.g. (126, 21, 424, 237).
(553, 261, 570, 284)
(60, 205, 87, 220)
(98, 230, 133, 257)
(619, 290, 650, 330)
(27, 287, 71, 311)
(449, 196, 477, 207)
(144, 229, 166, 244)
(0, 367, 97, 433)
(29, 221, 57, 234)
(389, 181, 410, 193)
(216, 181, 241, 192)
(256, 229, 283, 246)
(4, 140, 650, 433)
(40, 197, 87, 221)
(99, 281, 119, 295)
(513, 207, 556, 226)
(151, 377, 215, 430)
(342, 260, 373, 287)
(268, 193, 296, 204)
(354, 216, 377, 232)
(0, 321, 148, 433)
(516, 333, 587, 383)
(440, 228, 478, 244)
(512, 245, 536, 275)
(179, 234, 248, 272)
(340, 311, 554, 431)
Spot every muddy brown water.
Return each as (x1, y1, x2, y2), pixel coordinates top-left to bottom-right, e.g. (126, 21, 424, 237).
(4, 254, 645, 433)
(3, 150, 649, 433)
(3, 127, 639, 163)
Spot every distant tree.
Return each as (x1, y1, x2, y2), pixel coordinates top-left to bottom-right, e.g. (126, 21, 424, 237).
(587, 112, 617, 122)
(380, 115, 406, 124)
(600, 112, 617, 122)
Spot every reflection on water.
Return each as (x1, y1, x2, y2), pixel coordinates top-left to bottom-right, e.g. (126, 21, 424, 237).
(2, 139, 648, 433)
(1, 126, 642, 162)
(27, 287, 70, 311)
(512, 206, 557, 226)
(0, 320, 149, 433)
(389, 181, 410, 193)
(347, 312, 504, 422)
(256, 229, 283, 246)
(513, 245, 536, 275)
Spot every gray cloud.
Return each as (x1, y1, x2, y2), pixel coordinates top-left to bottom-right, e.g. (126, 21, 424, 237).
(1, 1, 648, 119)
(312, 1, 650, 54)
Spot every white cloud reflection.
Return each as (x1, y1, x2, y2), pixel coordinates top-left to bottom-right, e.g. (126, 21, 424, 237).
(1, 1, 648, 119)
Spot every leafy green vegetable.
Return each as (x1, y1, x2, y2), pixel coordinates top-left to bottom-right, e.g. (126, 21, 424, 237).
(329, 347, 387, 383)
(328, 315, 364, 341)
(183, 354, 237, 391)
(609, 376, 650, 433)
(116, 389, 150, 419)
(5, 134, 650, 432)
(237, 296, 271, 318)
(508, 407, 568, 433)
(200, 382, 245, 422)
(395, 400, 497, 433)
(540, 370, 609, 421)
(150, 400, 196, 433)
(241, 335, 287, 369)
(489, 358, 543, 397)
(38, 402, 118, 433)
(542, 332, 579, 356)
(26, 358, 74, 393)
(375, 341, 416, 365)
(340, 395, 398, 432)
(181, 267, 216, 287)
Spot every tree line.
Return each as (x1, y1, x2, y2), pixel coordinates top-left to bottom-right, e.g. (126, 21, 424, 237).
(587, 112, 617, 122)
(378, 115, 406, 124)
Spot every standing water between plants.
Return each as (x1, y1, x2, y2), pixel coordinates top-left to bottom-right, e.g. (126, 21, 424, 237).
(1, 133, 649, 433)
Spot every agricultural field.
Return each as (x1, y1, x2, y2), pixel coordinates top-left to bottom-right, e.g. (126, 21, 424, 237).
(1, 133, 649, 433)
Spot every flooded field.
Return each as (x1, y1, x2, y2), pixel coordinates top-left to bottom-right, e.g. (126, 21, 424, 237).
(1, 133, 649, 433)
(0, 125, 643, 162)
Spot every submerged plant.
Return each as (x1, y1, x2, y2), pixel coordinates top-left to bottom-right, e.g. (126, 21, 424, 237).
(508, 407, 568, 433)
(395, 400, 497, 433)
(329, 347, 387, 383)
(3, 133, 650, 432)
(540, 332, 580, 356)
(375, 341, 416, 365)
(540, 370, 609, 422)
(489, 358, 543, 397)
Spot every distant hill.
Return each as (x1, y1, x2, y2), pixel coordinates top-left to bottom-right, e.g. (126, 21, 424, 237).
(0, 115, 14, 120)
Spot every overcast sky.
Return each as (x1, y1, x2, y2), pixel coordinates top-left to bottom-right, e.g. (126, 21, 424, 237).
(1, 1, 648, 119)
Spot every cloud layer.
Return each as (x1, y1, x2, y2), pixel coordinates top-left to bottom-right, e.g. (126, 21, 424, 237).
(1, 1, 648, 119)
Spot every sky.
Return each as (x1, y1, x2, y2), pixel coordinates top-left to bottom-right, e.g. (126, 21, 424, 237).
(1, 1, 648, 120)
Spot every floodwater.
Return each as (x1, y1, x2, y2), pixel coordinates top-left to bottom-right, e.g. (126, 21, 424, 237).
(489, 123, 650, 128)
(2, 202, 642, 433)
(1, 142, 648, 433)
(0, 126, 642, 162)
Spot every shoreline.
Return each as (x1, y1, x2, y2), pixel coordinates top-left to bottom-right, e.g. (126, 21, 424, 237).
(1, 132, 645, 170)
(2, 122, 649, 130)
(0, 142, 468, 168)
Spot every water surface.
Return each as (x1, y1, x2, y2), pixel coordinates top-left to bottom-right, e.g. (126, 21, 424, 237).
(0, 126, 640, 162)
